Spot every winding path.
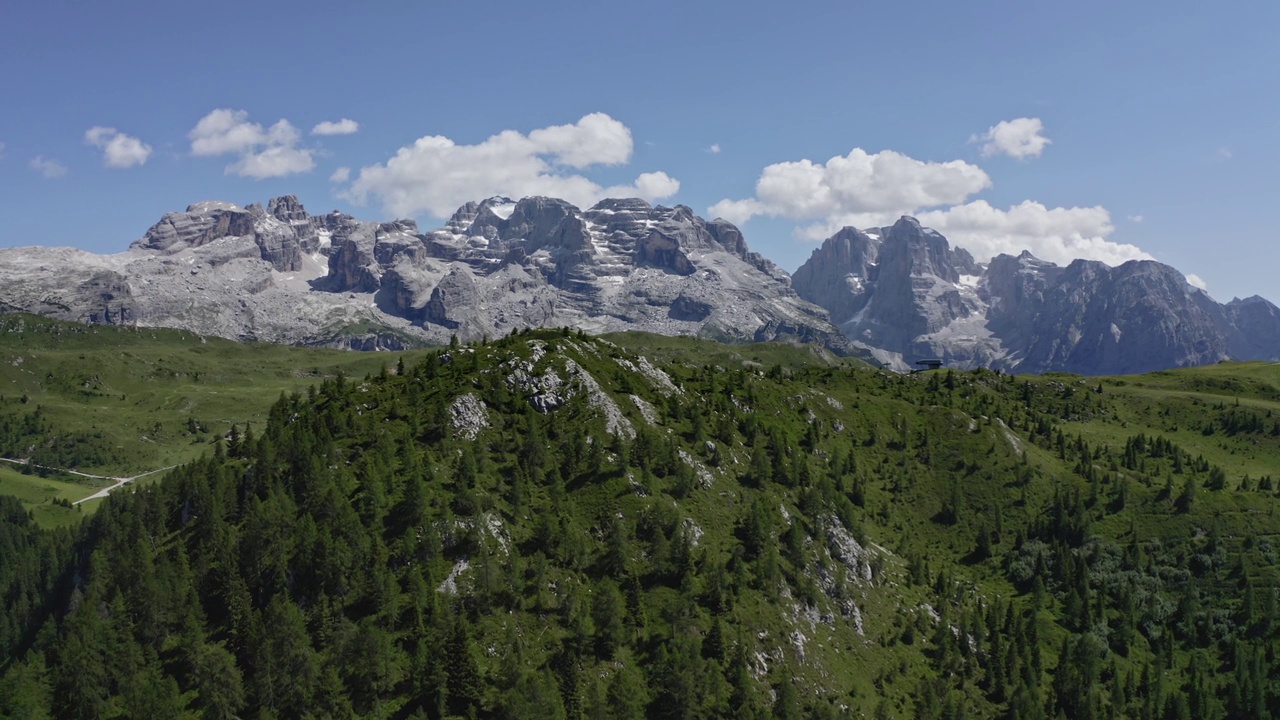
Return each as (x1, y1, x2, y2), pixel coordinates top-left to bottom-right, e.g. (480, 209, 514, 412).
(0, 457, 175, 504)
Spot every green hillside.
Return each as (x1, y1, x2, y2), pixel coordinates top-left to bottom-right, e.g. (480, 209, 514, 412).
(0, 314, 406, 472)
(1, 319, 1278, 719)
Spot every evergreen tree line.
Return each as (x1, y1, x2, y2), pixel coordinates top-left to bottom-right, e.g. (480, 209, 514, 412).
(0, 332, 1278, 718)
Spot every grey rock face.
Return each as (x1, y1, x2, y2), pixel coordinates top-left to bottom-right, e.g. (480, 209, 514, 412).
(251, 213, 304, 273)
(360, 195, 852, 351)
(22, 266, 137, 325)
(669, 293, 713, 321)
(1224, 296, 1280, 360)
(133, 201, 255, 253)
(422, 267, 479, 331)
(268, 194, 310, 225)
(133, 198, 311, 272)
(1004, 259, 1229, 374)
(794, 217, 1280, 375)
(0, 195, 851, 355)
(793, 217, 991, 369)
(790, 227, 879, 326)
(325, 224, 384, 293)
(449, 393, 490, 440)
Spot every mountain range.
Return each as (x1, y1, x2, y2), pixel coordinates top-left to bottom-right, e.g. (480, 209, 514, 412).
(791, 216, 1280, 374)
(0, 195, 847, 353)
(1, 194, 1276, 375)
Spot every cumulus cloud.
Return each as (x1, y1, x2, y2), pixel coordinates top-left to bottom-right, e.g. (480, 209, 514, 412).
(971, 117, 1051, 160)
(709, 148, 991, 226)
(715, 144, 1151, 267)
(29, 156, 67, 178)
(1128, 214, 1144, 223)
(343, 113, 679, 217)
(709, 143, 721, 154)
(916, 200, 1151, 267)
(330, 166, 351, 183)
(613, 171, 681, 202)
(1186, 273, 1208, 290)
(787, 199, 1149, 267)
(312, 118, 359, 136)
(84, 127, 152, 168)
(188, 109, 315, 178)
(525, 113, 632, 168)
(189, 109, 268, 156)
(227, 145, 316, 180)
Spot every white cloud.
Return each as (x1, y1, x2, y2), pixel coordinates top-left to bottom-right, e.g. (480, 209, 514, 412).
(1216, 147, 1233, 161)
(84, 127, 152, 168)
(343, 113, 679, 217)
(188, 109, 314, 178)
(608, 171, 681, 201)
(29, 156, 67, 178)
(189, 109, 268, 156)
(227, 145, 316, 180)
(330, 166, 351, 183)
(1128, 214, 1144, 223)
(971, 117, 1051, 160)
(709, 148, 991, 225)
(709, 143, 721, 154)
(1186, 273, 1208, 290)
(916, 200, 1151, 267)
(788, 200, 1149, 267)
(526, 113, 632, 168)
(716, 144, 1151, 267)
(312, 118, 359, 136)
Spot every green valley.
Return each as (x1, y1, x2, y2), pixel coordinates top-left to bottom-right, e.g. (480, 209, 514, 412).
(1, 316, 1278, 719)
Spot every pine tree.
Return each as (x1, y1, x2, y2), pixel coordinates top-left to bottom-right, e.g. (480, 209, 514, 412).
(0, 651, 54, 720)
(605, 659, 648, 720)
(446, 615, 482, 718)
(1176, 475, 1197, 513)
(191, 642, 246, 720)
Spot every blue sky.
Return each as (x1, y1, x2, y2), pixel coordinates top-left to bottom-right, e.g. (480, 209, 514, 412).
(2, 0, 1275, 301)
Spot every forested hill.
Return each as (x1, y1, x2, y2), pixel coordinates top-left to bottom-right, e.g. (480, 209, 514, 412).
(2, 327, 1280, 719)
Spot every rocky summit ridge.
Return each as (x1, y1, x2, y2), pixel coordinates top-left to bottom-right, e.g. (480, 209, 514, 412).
(3, 195, 1275, 374)
(0, 195, 851, 353)
(792, 216, 1280, 375)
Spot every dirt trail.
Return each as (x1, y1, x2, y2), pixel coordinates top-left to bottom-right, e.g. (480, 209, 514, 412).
(0, 457, 175, 504)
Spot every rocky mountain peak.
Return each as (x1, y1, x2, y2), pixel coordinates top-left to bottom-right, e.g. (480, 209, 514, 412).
(791, 227, 882, 326)
(443, 200, 483, 233)
(267, 194, 310, 224)
(503, 197, 580, 246)
(130, 194, 335, 274)
(133, 200, 256, 253)
(878, 216, 979, 283)
(1225, 295, 1280, 360)
(588, 197, 653, 214)
(793, 217, 1280, 375)
(185, 200, 240, 214)
(704, 218, 748, 256)
(1109, 259, 1195, 296)
(7, 191, 1277, 374)
(394, 196, 855, 349)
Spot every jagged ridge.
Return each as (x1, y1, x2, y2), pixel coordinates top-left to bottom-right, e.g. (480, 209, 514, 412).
(0, 195, 851, 354)
(793, 216, 1280, 375)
